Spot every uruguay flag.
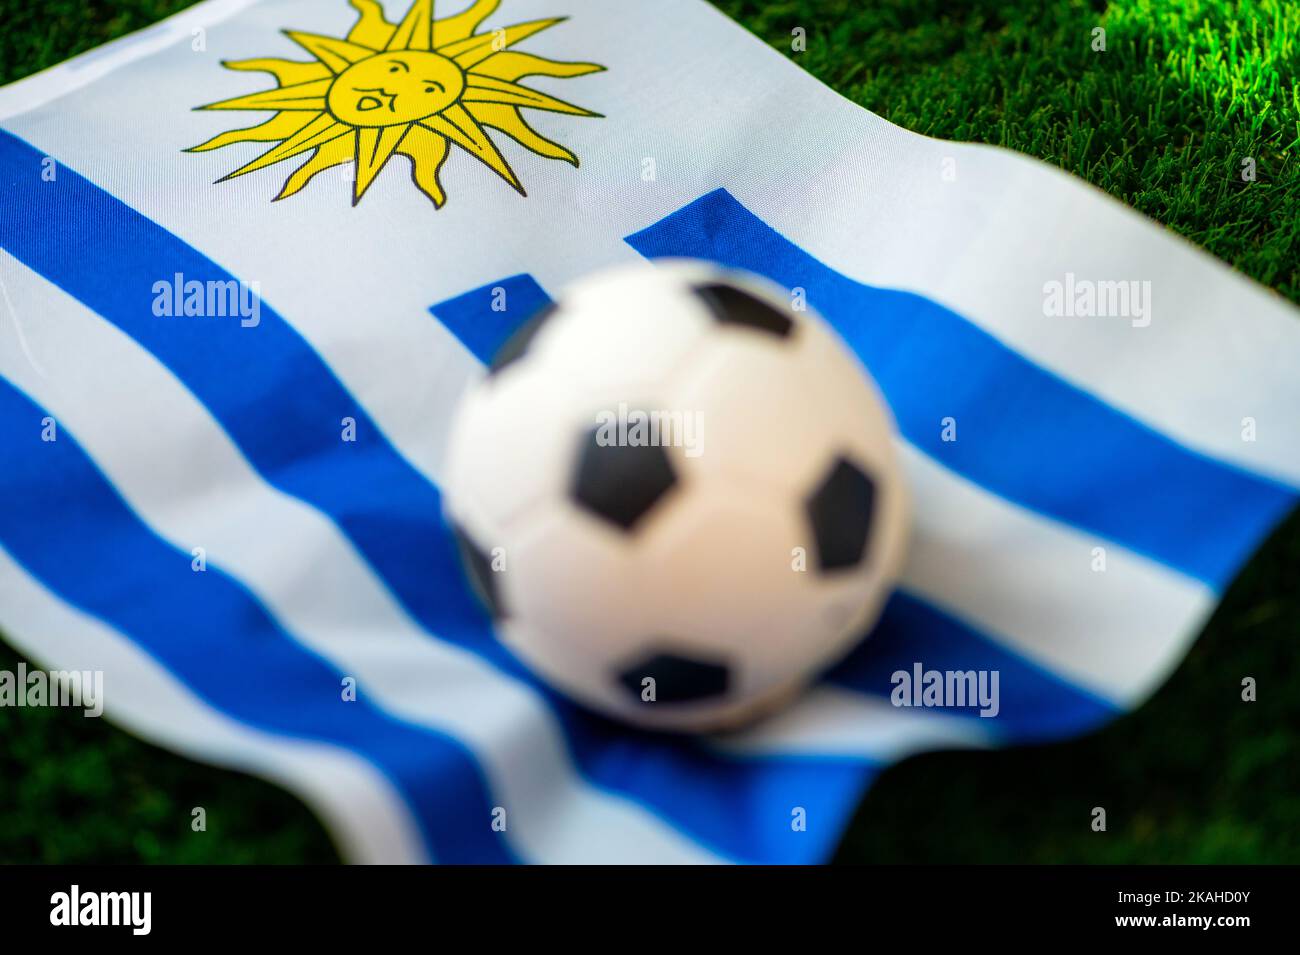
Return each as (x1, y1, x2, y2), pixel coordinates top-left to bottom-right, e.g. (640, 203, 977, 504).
(1, 0, 1297, 864)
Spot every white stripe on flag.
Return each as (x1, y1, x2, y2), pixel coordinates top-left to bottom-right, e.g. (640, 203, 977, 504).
(898, 446, 1215, 706)
(715, 686, 992, 760)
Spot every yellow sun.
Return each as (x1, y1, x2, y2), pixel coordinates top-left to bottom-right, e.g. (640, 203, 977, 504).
(188, 0, 604, 207)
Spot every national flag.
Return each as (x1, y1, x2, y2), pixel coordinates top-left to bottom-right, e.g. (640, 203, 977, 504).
(0, 0, 1297, 864)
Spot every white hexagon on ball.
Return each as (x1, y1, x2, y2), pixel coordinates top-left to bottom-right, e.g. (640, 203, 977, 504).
(443, 261, 910, 732)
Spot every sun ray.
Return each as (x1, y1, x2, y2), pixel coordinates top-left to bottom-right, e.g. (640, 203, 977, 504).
(433, 0, 500, 46)
(438, 18, 566, 70)
(469, 51, 604, 83)
(347, 0, 504, 51)
(465, 102, 577, 165)
(187, 112, 318, 153)
(353, 125, 412, 204)
(222, 57, 332, 86)
(346, 0, 395, 49)
(396, 124, 451, 207)
(191, 1, 603, 208)
(217, 113, 350, 181)
(276, 135, 357, 200)
(422, 103, 524, 194)
(197, 78, 333, 112)
(284, 31, 377, 72)
(387, 0, 433, 52)
(463, 75, 601, 116)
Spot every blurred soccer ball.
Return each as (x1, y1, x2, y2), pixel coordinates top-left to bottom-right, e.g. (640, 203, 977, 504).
(444, 262, 910, 732)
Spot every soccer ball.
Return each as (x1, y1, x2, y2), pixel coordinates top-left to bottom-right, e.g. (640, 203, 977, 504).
(444, 262, 910, 732)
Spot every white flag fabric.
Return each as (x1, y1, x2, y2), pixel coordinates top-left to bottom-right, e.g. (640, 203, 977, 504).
(1, 0, 1298, 863)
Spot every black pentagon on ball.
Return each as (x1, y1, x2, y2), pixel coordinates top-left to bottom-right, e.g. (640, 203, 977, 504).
(488, 301, 558, 376)
(693, 282, 794, 338)
(805, 456, 878, 572)
(617, 650, 731, 704)
(452, 523, 507, 620)
(570, 429, 677, 531)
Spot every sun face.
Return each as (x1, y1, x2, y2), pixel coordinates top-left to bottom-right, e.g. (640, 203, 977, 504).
(188, 0, 604, 208)
(328, 51, 467, 126)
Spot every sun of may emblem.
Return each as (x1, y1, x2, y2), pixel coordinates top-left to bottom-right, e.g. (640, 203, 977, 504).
(188, 0, 604, 207)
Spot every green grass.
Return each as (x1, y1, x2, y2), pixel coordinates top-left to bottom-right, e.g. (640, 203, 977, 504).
(1, 0, 1297, 863)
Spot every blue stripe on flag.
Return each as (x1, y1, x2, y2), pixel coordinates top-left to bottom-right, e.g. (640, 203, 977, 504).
(625, 189, 1297, 589)
(0, 129, 867, 865)
(0, 376, 511, 864)
(829, 592, 1117, 742)
(430, 274, 552, 364)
